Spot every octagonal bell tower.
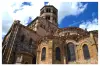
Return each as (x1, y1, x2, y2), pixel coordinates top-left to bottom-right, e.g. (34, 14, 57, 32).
(40, 5, 58, 26)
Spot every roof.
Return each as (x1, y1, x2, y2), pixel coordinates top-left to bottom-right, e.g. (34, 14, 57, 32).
(55, 27, 89, 36)
(59, 27, 88, 32)
(27, 16, 58, 28)
(40, 5, 58, 11)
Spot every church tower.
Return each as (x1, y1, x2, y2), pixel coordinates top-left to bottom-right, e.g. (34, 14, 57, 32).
(40, 5, 58, 26)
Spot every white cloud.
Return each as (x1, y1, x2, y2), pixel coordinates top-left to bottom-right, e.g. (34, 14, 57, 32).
(2, 1, 88, 37)
(2, 0, 45, 36)
(79, 18, 98, 31)
(9, 1, 45, 25)
(58, 2, 88, 24)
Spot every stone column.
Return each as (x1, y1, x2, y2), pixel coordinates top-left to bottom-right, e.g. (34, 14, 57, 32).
(89, 32, 98, 63)
(75, 45, 79, 62)
(89, 44, 98, 61)
(78, 47, 84, 63)
(48, 40, 53, 64)
(36, 51, 40, 64)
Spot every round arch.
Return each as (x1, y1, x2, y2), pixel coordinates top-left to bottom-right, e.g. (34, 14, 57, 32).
(82, 44, 90, 60)
(41, 47, 46, 61)
(64, 42, 76, 62)
(55, 47, 61, 61)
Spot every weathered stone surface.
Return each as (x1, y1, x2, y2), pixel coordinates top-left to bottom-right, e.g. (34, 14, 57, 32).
(2, 5, 98, 64)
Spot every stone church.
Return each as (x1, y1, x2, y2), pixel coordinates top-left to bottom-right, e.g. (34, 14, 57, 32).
(2, 5, 98, 64)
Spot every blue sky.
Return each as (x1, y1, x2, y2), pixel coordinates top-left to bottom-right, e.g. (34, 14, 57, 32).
(2, 0, 98, 39)
(59, 2, 98, 29)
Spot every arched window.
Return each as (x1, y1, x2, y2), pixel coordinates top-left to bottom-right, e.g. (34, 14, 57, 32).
(66, 43, 76, 61)
(21, 35, 25, 42)
(55, 47, 61, 61)
(46, 8, 48, 12)
(41, 47, 46, 61)
(83, 44, 90, 60)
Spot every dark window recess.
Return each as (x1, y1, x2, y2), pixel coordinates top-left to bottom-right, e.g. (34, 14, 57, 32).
(32, 56, 36, 64)
(66, 43, 76, 61)
(55, 47, 61, 61)
(41, 47, 46, 61)
(29, 38, 32, 45)
(46, 16, 50, 20)
(21, 35, 25, 42)
(46, 8, 51, 12)
(12, 52, 16, 64)
(83, 44, 90, 60)
(46, 9, 48, 12)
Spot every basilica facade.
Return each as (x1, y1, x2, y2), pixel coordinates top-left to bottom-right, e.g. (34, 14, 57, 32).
(2, 5, 98, 64)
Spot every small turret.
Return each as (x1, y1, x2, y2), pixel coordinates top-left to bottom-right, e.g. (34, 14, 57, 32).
(40, 5, 58, 26)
